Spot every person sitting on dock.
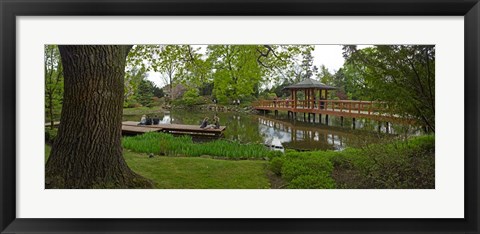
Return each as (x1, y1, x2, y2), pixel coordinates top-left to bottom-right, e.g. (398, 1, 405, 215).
(200, 117, 209, 128)
(145, 116, 153, 125)
(152, 115, 160, 125)
(138, 114, 147, 125)
(212, 115, 220, 129)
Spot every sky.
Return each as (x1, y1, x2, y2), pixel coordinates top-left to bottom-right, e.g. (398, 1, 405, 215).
(146, 45, 348, 88)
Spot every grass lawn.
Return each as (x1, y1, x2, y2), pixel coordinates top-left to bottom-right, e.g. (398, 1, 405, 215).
(45, 145, 270, 189)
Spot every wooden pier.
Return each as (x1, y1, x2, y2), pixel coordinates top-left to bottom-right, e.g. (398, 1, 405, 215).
(122, 121, 226, 137)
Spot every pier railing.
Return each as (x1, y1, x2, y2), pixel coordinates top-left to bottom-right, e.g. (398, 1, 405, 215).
(253, 99, 388, 115)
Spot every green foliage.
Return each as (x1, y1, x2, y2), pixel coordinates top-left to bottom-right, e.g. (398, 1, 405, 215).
(269, 157, 284, 175)
(279, 153, 336, 189)
(44, 45, 64, 123)
(137, 79, 155, 106)
(263, 92, 277, 100)
(343, 45, 435, 132)
(123, 66, 146, 106)
(289, 174, 336, 189)
(208, 45, 264, 102)
(177, 88, 202, 106)
(153, 86, 164, 98)
(339, 135, 435, 189)
(45, 127, 58, 144)
(269, 135, 435, 189)
(124, 44, 317, 106)
(317, 65, 334, 86)
(122, 132, 275, 160)
(207, 45, 313, 103)
(300, 49, 316, 80)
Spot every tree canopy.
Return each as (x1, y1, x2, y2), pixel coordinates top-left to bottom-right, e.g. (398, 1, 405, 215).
(342, 45, 435, 132)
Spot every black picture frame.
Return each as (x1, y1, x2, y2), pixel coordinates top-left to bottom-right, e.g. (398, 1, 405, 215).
(1, 0, 479, 233)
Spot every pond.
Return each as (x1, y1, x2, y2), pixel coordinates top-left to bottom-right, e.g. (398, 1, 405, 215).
(123, 109, 422, 151)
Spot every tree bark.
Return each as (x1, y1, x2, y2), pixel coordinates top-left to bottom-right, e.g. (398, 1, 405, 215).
(45, 45, 152, 189)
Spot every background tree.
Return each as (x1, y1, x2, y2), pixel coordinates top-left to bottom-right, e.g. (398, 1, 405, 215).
(300, 50, 316, 80)
(44, 45, 64, 128)
(137, 79, 155, 106)
(207, 45, 263, 103)
(123, 66, 145, 107)
(343, 45, 435, 132)
(153, 45, 184, 102)
(153, 85, 164, 98)
(206, 45, 313, 103)
(317, 65, 334, 85)
(45, 45, 152, 188)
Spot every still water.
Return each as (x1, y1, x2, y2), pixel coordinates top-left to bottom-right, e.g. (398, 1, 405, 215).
(123, 109, 421, 151)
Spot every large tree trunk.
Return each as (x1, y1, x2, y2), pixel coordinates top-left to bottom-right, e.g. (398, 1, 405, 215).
(46, 45, 152, 189)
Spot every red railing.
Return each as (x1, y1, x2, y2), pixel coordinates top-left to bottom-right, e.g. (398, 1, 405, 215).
(253, 99, 388, 115)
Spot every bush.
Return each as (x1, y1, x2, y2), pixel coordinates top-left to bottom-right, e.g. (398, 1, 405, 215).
(289, 174, 336, 189)
(180, 89, 201, 106)
(267, 152, 336, 189)
(263, 92, 277, 100)
(267, 135, 435, 189)
(281, 155, 334, 182)
(125, 101, 142, 108)
(330, 135, 435, 189)
(269, 157, 284, 175)
(350, 135, 435, 189)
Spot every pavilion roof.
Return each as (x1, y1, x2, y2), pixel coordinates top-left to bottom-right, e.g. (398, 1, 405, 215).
(283, 78, 337, 90)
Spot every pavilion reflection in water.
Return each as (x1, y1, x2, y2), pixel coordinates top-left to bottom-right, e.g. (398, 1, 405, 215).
(257, 115, 386, 151)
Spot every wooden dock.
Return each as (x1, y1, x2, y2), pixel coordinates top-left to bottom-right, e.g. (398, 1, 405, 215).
(121, 125, 160, 134)
(122, 121, 226, 137)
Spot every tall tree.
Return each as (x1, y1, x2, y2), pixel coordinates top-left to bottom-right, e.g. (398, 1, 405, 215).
(300, 50, 315, 80)
(154, 45, 184, 100)
(208, 45, 263, 102)
(44, 45, 64, 129)
(124, 66, 145, 107)
(207, 45, 312, 102)
(45, 45, 152, 188)
(343, 45, 435, 132)
(137, 79, 155, 106)
(317, 65, 334, 85)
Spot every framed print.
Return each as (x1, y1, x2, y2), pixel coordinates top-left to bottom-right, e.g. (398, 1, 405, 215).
(1, 0, 479, 233)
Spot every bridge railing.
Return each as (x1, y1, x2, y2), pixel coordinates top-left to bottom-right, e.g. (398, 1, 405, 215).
(253, 99, 389, 115)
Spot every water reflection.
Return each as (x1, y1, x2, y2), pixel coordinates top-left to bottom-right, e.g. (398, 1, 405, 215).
(123, 110, 420, 151)
(257, 116, 383, 151)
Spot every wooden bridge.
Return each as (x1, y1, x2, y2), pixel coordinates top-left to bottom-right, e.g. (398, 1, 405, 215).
(122, 121, 226, 137)
(252, 78, 412, 127)
(253, 99, 410, 126)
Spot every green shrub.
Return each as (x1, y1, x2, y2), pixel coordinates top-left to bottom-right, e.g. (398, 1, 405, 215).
(281, 155, 334, 182)
(125, 101, 142, 108)
(352, 135, 435, 189)
(269, 157, 284, 175)
(268, 153, 336, 189)
(332, 135, 435, 189)
(268, 135, 435, 189)
(288, 174, 336, 189)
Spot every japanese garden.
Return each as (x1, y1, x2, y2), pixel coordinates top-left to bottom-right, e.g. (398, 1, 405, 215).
(44, 45, 435, 189)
